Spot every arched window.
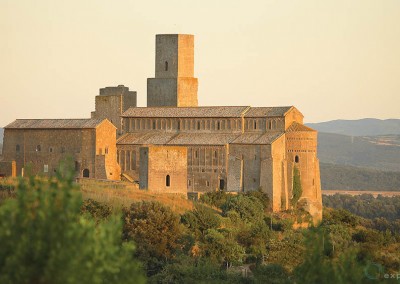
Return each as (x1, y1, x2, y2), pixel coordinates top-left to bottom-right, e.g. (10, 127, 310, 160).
(166, 175, 170, 187)
(36, 145, 41, 152)
(16, 145, 20, 152)
(83, 169, 90, 178)
(295, 155, 299, 163)
(165, 61, 168, 71)
(217, 121, 221, 130)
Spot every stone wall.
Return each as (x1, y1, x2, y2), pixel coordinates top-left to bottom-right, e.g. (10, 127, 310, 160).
(95, 120, 121, 180)
(92, 85, 137, 135)
(139, 146, 187, 194)
(1, 121, 120, 181)
(286, 130, 322, 221)
(148, 34, 198, 107)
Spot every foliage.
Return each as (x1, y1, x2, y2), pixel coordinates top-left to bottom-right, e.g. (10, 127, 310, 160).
(244, 187, 270, 211)
(123, 200, 184, 275)
(291, 166, 302, 208)
(294, 228, 366, 284)
(0, 169, 145, 284)
(149, 256, 246, 284)
(199, 190, 229, 208)
(200, 229, 245, 268)
(323, 193, 400, 220)
(81, 198, 112, 223)
(181, 203, 221, 239)
(252, 264, 291, 284)
(221, 195, 264, 224)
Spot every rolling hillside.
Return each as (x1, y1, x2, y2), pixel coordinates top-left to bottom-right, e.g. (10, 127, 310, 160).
(307, 118, 400, 136)
(317, 133, 400, 172)
(320, 162, 400, 190)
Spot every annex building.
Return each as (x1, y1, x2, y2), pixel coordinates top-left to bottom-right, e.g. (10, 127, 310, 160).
(0, 34, 322, 220)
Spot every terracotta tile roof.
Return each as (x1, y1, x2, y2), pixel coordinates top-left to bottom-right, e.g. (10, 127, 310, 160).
(244, 107, 293, 117)
(286, 122, 316, 132)
(122, 106, 250, 118)
(4, 119, 106, 129)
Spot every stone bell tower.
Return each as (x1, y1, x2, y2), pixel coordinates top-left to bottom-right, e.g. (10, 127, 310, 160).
(147, 34, 198, 107)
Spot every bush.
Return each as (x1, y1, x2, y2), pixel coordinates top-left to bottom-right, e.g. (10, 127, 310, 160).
(0, 170, 145, 284)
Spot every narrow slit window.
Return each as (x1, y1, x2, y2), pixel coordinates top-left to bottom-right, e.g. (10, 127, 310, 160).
(295, 155, 299, 163)
(165, 61, 168, 71)
(166, 175, 170, 187)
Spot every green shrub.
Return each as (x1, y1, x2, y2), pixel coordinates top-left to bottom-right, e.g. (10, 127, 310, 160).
(0, 169, 145, 284)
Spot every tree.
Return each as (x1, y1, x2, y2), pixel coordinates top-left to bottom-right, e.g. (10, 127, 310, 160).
(0, 169, 145, 284)
(294, 228, 365, 284)
(181, 203, 221, 239)
(291, 166, 302, 208)
(221, 195, 264, 224)
(123, 201, 184, 275)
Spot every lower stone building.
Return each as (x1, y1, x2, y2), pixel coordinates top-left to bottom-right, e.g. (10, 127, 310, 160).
(0, 119, 120, 180)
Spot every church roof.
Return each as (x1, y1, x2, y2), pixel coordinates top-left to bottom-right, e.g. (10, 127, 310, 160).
(117, 132, 177, 145)
(118, 131, 284, 146)
(244, 107, 293, 117)
(122, 106, 296, 118)
(230, 132, 283, 144)
(5, 119, 107, 129)
(286, 122, 316, 132)
(122, 106, 250, 118)
(168, 133, 239, 146)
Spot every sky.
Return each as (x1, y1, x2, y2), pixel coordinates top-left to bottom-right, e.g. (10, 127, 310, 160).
(1, 0, 399, 127)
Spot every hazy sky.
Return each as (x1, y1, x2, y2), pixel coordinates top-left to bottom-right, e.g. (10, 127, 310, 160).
(1, 0, 399, 127)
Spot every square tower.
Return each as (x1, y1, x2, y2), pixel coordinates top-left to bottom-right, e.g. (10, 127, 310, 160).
(147, 34, 198, 107)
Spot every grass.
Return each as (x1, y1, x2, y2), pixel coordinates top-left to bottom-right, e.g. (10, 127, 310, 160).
(79, 179, 194, 214)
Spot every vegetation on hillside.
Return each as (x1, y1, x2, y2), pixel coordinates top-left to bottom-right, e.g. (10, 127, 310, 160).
(317, 132, 400, 172)
(1, 172, 400, 283)
(0, 170, 145, 284)
(320, 162, 400, 190)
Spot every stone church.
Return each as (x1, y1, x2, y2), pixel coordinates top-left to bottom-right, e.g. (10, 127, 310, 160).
(1, 34, 322, 220)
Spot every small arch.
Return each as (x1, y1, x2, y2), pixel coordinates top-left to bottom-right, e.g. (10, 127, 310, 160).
(165, 61, 168, 71)
(166, 175, 170, 187)
(295, 155, 299, 163)
(49, 147, 53, 153)
(197, 121, 201, 130)
(217, 121, 221, 130)
(16, 145, 20, 152)
(254, 120, 257, 129)
(36, 145, 41, 152)
(83, 169, 90, 178)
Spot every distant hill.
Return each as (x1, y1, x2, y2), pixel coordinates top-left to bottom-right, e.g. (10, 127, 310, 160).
(317, 132, 400, 172)
(320, 163, 400, 191)
(307, 118, 400, 136)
